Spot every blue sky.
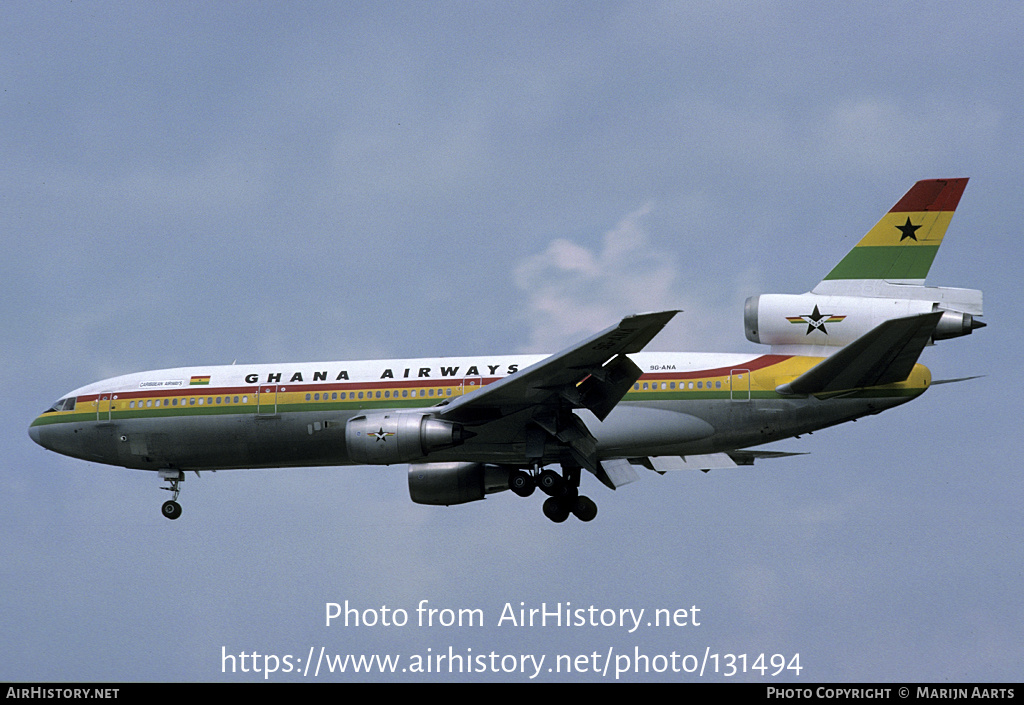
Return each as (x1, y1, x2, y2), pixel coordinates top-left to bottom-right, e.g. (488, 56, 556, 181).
(2, 1, 1021, 682)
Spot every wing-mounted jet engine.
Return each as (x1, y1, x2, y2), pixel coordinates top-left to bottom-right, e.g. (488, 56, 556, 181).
(345, 411, 467, 465)
(407, 462, 511, 506)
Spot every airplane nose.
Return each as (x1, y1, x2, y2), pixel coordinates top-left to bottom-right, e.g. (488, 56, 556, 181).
(28, 422, 42, 447)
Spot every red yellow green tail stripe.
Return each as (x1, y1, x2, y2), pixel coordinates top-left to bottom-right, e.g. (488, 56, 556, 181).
(820, 178, 967, 284)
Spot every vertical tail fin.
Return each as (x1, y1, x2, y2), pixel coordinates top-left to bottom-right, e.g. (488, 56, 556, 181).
(745, 178, 983, 355)
(813, 178, 968, 294)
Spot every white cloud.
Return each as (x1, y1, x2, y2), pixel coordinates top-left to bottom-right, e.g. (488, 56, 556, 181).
(513, 203, 680, 351)
(512, 202, 769, 354)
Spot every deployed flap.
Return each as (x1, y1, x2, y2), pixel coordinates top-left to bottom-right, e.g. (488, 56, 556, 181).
(728, 450, 808, 464)
(438, 310, 677, 422)
(594, 458, 641, 490)
(647, 454, 737, 471)
(625, 450, 806, 475)
(776, 312, 942, 395)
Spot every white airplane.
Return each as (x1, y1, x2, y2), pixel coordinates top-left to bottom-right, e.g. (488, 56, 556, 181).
(30, 179, 985, 523)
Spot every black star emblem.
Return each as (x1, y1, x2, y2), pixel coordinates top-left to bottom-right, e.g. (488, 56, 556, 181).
(802, 305, 831, 335)
(371, 427, 392, 442)
(896, 217, 921, 241)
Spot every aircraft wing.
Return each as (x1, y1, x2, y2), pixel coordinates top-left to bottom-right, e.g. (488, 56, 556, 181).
(437, 310, 678, 424)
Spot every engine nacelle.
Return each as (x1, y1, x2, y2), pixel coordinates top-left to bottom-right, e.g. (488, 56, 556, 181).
(408, 462, 511, 506)
(744, 293, 981, 351)
(932, 309, 986, 340)
(345, 411, 465, 465)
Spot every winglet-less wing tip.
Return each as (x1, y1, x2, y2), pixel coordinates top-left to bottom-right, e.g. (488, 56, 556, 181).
(612, 310, 680, 354)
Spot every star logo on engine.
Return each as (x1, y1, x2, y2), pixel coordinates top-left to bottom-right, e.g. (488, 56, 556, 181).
(370, 427, 394, 442)
(786, 305, 847, 335)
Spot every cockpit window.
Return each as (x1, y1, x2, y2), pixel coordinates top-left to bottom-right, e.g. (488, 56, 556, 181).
(44, 398, 76, 413)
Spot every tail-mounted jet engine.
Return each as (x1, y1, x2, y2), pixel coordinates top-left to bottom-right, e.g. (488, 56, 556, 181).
(345, 411, 467, 465)
(408, 462, 511, 506)
(744, 293, 984, 350)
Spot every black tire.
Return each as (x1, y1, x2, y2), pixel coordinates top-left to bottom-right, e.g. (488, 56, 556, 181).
(537, 469, 563, 496)
(161, 500, 182, 520)
(509, 469, 535, 497)
(542, 497, 570, 523)
(572, 496, 598, 522)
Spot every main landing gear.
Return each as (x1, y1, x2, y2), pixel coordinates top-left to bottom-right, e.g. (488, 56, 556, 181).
(508, 465, 598, 523)
(159, 469, 184, 520)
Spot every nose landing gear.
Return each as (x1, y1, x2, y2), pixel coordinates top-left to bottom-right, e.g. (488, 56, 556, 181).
(159, 469, 184, 520)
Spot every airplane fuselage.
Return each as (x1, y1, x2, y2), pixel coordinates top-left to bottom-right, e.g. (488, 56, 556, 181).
(29, 350, 930, 473)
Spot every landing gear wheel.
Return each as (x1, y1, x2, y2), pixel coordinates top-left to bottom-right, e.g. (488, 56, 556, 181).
(509, 469, 536, 497)
(542, 497, 571, 523)
(161, 500, 182, 520)
(159, 469, 185, 520)
(571, 496, 598, 522)
(537, 469, 565, 497)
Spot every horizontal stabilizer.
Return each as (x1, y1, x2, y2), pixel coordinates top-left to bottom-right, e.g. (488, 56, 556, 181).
(776, 312, 942, 396)
(931, 375, 985, 385)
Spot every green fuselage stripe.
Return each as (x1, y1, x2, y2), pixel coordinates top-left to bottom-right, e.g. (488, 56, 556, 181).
(30, 386, 926, 427)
